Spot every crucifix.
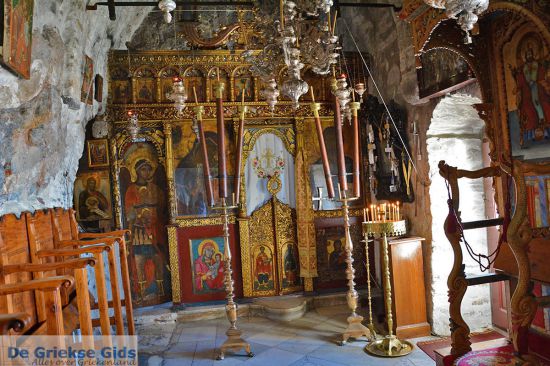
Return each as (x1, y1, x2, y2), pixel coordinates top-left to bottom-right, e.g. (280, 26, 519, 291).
(312, 187, 325, 210)
(260, 148, 276, 170)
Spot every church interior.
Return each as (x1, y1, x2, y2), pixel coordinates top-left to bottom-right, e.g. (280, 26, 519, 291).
(0, 0, 549, 365)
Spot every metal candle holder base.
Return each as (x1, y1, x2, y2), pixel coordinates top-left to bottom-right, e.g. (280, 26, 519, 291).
(212, 198, 253, 360)
(363, 219, 413, 357)
(337, 192, 374, 345)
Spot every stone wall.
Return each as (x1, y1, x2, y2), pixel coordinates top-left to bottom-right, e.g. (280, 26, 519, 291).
(0, 1, 149, 216)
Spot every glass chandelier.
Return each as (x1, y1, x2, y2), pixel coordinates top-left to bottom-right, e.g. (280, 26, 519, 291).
(166, 76, 188, 117)
(127, 110, 139, 140)
(423, 0, 488, 43)
(158, 0, 177, 23)
(243, 0, 339, 110)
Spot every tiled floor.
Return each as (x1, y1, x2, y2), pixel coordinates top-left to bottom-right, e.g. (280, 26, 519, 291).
(137, 305, 436, 366)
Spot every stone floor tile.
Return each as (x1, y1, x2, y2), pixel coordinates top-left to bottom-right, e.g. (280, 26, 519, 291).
(179, 325, 218, 342)
(289, 355, 349, 366)
(245, 328, 296, 347)
(242, 347, 304, 366)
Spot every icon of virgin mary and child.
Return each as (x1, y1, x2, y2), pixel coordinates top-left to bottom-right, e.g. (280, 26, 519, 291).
(193, 240, 225, 293)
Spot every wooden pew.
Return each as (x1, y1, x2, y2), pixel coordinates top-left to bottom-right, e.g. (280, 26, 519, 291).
(25, 211, 114, 336)
(0, 214, 96, 335)
(50, 208, 126, 335)
(0, 276, 74, 335)
(0, 313, 31, 334)
(66, 209, 135, 335)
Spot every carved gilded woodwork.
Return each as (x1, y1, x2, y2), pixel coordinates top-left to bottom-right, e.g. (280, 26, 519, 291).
(167, 226, 180, 304)
(164, 123, 177, 224)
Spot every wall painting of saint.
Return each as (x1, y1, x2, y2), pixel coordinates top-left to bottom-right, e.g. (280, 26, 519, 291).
(1, 0, 33, 79)
(119, 142, 171, 307)
(171, 122, 235, 217)
(281, 242, 300, 289)
(313, 223, 367, 291)
(74, 170, 112, 223)
(190, 237, 225, 295)
(504, 30, 550, 161)
(253, 245, 274, 291)
(81, 55, 94, 105)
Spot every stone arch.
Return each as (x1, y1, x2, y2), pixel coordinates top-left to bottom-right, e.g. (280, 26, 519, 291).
(426, 89, 492, 335)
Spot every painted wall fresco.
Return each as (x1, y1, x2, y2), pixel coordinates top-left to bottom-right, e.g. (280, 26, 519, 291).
(119, 142, 171, 306)
(504, 27, 550, 161)
(171, 121, 235, 217)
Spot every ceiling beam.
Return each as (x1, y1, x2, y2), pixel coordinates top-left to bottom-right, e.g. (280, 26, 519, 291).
(107, 0, 116, 20)
(87, 1, 255, 9)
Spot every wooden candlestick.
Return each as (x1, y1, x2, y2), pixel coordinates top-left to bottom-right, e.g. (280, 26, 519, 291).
(234, 93, 247, 204)
(334, 96, 347, 193)
(310, 87, 335, 198)
(215, 81, 227, 198)
(350, 101, 361, 198)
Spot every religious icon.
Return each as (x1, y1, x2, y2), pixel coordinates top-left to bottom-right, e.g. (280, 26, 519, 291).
(328, 238, 346, 270)
(73, 171, 112, 222)
(173, 122, 235, 216)
(525, 176, 550, 228)
(190, 237, 226, 294)
(87, 139, 109, 168)
(282, 243, 299, 288)
(120, 142, 171, 307)
(112, 81, 131, 104)
(253, 245, 274, 290)
(81, 55, 94, 105)
(314, 224, 366, 290)
(94, 74, 103, 102)
(235, 77, 252, 101)
(136, 79, 155, 103)
(1, 0, 34, 79)
(505, 30, 550, 161)
(510, 34, 550, 147)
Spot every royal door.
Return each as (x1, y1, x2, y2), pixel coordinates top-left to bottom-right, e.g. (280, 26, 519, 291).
(238, 125, 303, 297)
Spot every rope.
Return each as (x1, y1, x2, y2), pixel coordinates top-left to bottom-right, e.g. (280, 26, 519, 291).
(443, 171, 510, 272)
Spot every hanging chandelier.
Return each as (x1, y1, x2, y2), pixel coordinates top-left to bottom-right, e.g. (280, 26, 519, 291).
(243, 0, 339, 110)
(166, 76, 188, 117)
(158, 0, 176, 23)
(127, 111, 139, 140)
(423, 0, 488, 43)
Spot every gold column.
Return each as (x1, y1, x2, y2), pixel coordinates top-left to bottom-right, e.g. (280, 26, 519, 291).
(110, 138, 123, 230)
(156, 77, 162, 102)
(131, 77, 137, 105)
(163, 123, 177, 224)
(167, 225, 181, 305)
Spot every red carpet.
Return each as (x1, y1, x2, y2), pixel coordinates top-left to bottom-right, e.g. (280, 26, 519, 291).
(417, 330, 505, 361)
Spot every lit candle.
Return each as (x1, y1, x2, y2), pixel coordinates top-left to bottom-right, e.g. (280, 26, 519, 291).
(397, 201, 400, 221)
(363, 208, 367, 223)
(366, 207, 370, 222)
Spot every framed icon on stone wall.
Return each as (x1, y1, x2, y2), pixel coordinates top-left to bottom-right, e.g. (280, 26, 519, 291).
(74, 170, 112, 222)
(87, 139, 109, 168)
(81, 55, 94, 105)
(1, 0, 34, 79)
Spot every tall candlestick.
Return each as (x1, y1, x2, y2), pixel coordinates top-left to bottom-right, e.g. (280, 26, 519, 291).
(215, 81, 227, 198)
(334, 96, 347, 192)
(233, 93, 247, 204)
(197, 117, 214, 207)
(310, 87, 335, 198)
(350, 101, 361, 198)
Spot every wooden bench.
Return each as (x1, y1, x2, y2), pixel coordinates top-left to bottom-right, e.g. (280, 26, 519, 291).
(0, 313, 31, 335)
(0, 210, 123, 336)
(65, 208, 135, 335)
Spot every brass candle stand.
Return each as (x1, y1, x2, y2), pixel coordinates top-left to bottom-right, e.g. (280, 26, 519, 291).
(337, 190, 374, 345)
(361, 231, 377, 338)
(363, 219, 413, 357)
(213, 197, 253, 360)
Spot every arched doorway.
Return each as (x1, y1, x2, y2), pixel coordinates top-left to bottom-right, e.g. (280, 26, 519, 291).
(427, 91, 492, 335)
